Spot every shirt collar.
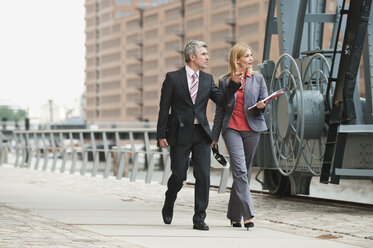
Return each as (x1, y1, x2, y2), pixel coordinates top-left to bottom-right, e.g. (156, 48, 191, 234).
(245, 69, 252, 78)
(185, 65, 199, 78)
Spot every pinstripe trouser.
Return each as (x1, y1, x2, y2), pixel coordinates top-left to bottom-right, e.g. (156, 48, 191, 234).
(223, 128, 260, 222)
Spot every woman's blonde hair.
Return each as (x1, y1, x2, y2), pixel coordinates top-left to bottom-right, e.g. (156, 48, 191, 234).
(226, 42, 255, 78)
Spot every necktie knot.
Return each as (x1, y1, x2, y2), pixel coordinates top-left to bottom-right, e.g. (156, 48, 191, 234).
(192, 73, 198, 81)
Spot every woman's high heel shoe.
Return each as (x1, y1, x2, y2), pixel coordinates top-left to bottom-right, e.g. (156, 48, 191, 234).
(244, 222, 254, 230)
(230, 220, 242, 228)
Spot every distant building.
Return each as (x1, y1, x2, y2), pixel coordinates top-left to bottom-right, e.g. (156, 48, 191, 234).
(41, 100, 62, 123)
(84, 0, 276, 123)
(40, 98, 82, 124)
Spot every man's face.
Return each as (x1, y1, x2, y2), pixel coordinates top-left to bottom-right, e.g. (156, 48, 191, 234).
(190, 46, 209, 70)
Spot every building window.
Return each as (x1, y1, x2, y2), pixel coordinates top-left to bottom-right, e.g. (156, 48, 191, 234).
(102, 109, 121, 117)
(165, 56, 179, 67)
(145, 29, 158, 40)
(212, 11, 228, 26)
(116, 11, 132, 19)
(153, 0, 170, 6)
(127, 19, 140, 31)
(144, 60, 158, 69)
(238, 4, 259, 18)
(211, 29, 229, 44)
(144, 13, 158, 27)
(144, 106, 158, 115)
(187, 18, 203, 30)
(145, 44, 158, 55)
(144, 91, 158, 100)
(117, 0, 132, 5)
(238, 23, 259, 38)
(212, 47, 229, 60)
(127, 107, 140, 117)
(165, 8, 180, 21)
(101, 81, 120, 92)
(144, 75, 158, 86)
(186, 1, 203, 15)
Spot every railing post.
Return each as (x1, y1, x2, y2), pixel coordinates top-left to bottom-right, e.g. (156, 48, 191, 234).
(103, 131, 112, 178)
(161, 151, 171, 185)
(51, 132, 58, 172)
(144, 131, 153, 183)
(129, 131, 139, 182)
(59, 132, 67, 173)
(34, 132, 41, 170)
(79, 131, 88, 175)
(114, 131, 127, 179)
(0, 135, 5, 165)
(20, 133, 28, 167)
(145, 153, 153, 183)
(42, 132, 49, 171)
(14, 133, 21, 167)
(69, 132, 77, 174)
(26, 132, 32, 168)
(90, 132, 99, 177)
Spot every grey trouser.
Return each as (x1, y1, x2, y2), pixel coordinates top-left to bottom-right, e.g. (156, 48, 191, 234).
(223, 128, 260, 222)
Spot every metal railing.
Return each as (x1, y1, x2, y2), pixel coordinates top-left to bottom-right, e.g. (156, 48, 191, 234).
(0, 128, 230, 193)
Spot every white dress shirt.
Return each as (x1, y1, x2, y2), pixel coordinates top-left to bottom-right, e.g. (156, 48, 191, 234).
(185, 65, 200, 124)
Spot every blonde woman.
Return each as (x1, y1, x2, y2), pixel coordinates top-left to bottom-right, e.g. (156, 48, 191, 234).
(211, 42, 269, 230)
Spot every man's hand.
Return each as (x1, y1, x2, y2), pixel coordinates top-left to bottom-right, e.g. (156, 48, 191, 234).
(159, 138, 169, 148)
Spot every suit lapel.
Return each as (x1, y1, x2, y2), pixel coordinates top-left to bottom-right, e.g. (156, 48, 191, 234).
(244, 74, 257, 109)
(180, 67, 206, 105)
(194, 71, 206, 105)
(178, 67, 191, 101)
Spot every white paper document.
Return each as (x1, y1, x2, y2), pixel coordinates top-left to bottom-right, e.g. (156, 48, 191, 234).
(247, 88, 285, 111)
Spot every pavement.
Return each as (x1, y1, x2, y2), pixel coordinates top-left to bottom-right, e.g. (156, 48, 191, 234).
(0, 164, 372, 248)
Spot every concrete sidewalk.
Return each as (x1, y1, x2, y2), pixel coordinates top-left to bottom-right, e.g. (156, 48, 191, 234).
(0, 165, 372, 248)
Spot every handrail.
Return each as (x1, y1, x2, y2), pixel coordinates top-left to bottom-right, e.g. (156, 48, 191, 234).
(0, 128, 230, 193)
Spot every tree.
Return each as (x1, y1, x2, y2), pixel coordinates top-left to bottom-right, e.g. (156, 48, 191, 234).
(0, 106, 27, 121)
(14, 109, 27, 120)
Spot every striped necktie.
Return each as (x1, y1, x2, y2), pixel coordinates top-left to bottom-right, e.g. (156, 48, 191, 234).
(190, 72, 199, 104)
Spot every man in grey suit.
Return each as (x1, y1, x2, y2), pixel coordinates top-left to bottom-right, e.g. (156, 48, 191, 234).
(157, 40, 241, 230)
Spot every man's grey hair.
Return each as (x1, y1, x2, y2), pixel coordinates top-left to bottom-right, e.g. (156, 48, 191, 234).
(184, 40, 207, 63)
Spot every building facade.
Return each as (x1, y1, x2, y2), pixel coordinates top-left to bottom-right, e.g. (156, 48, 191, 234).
(84, 0, 274, 123)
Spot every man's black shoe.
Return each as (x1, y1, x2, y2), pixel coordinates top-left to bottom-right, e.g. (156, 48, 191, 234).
(193, 222, 209, 231)
(162, 195, 175, 225)
(162, 205, 173, 224)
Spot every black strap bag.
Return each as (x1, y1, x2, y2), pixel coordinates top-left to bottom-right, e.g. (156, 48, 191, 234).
(166, 113, 179, 146)
(211, 146, 227, 166)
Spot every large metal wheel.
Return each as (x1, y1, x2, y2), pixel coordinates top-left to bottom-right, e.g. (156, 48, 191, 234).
(302, 53, 333, 109)
(264, 169, 291, 196)
(269, 53, 304, 176)
(301, 53, 331, 175)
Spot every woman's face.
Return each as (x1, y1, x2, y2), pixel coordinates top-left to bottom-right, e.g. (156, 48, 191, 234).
(237, 49, 253, 70)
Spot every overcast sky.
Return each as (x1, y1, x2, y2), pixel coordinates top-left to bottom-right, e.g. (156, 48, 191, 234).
(0, 0, 85, 117)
